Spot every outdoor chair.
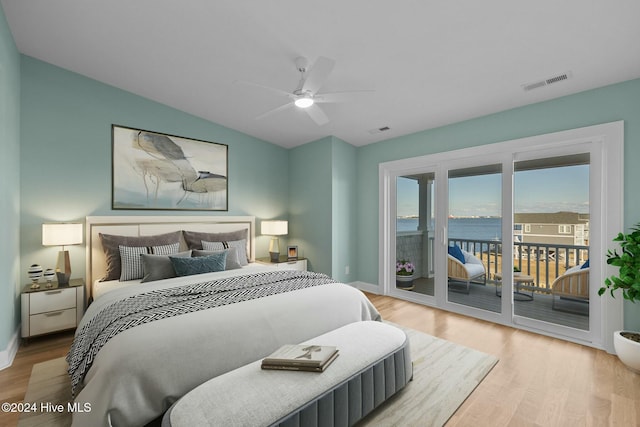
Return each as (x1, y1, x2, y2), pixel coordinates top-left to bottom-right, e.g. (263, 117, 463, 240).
(551, 263, 589, 311)
(447, 246, 486, 294)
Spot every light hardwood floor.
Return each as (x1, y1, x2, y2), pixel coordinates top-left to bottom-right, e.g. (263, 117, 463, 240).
(1, 295, 639, 427)
(366, 293, 640, 426)
(0, 331, 74, 427)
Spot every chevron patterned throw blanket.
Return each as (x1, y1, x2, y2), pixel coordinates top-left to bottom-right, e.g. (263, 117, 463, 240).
(67, 270, 336, 396)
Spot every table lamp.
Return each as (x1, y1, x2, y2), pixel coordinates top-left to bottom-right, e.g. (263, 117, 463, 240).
(42, 223, 83, 285)
(261, 220, 288, 262)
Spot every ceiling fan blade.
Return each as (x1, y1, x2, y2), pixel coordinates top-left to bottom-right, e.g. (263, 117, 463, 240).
(256, 102, 294, 120)
(235, 80, 293, 99)
(304, 104, 329, 126)
(314, 90, 376, 104)
(301, 56, 335, 94)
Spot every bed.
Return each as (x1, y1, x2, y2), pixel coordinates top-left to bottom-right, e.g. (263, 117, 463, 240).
(70, 215, 380, 427)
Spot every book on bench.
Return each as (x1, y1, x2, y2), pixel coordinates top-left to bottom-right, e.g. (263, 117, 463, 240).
(261, 344, 339, 372)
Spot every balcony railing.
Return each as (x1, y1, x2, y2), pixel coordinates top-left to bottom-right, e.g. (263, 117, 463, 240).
(450, 238, 589, 292)
(397, 232, 589, 293)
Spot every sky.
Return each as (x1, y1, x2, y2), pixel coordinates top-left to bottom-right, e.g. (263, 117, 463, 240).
(397, 164, 589, 217)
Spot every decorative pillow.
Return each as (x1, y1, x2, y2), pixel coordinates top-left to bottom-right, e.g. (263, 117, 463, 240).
(119, 243, 181, 281)
(192, 247, 241, 270)
(182, 229, 247, 250)
(448, 244, 466, 264)
(99, 231, 182, 281)
(581, 259, 589, 269)
(141, 250, 192, 283)
(201, 239, 248, 265)
(170, 252, 227, 277)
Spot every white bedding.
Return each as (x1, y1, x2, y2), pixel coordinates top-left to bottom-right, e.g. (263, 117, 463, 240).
(71, 266, 381, 427)
(91, 263, 268, 300)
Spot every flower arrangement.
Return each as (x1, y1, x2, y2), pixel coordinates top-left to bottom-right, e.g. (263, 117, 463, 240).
(396, 259, 415, 276)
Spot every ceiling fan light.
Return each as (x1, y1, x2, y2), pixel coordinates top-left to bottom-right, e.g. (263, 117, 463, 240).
(294, 96, 314, 108)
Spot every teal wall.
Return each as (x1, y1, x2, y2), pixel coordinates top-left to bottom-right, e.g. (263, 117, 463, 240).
(355, 78, 640, 330)
(289, 137, 333, 274)
(331, 137, 357, 283)
(19, 56, 290, 296)
(0, 5, 21, 352)
(288, 136, 358, 281)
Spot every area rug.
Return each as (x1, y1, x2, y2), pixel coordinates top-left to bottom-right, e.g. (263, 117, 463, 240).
(18, 356, 71, 427)
(19, 324, 497, 427)
(360, 322, 498, 426)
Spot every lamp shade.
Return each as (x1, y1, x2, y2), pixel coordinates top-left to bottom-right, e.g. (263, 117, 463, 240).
(261, 220, 288, 236)
(42, 223, 83, 246)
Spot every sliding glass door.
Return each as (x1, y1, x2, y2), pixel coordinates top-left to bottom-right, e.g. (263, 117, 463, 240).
(511, 152, 593, 339)
(395, 173, 436, 296)
(380, 122, 623, 350)
(447, 164, 502, 314)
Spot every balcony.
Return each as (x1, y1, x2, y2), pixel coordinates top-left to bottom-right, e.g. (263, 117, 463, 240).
(396, 234, 590, 330)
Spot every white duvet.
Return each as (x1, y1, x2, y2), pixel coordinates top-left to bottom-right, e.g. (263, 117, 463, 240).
(71, 265, 380, 427)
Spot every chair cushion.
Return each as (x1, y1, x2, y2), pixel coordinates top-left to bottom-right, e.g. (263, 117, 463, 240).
(448, 245, 466, 264)
(463, 263, 485, 278)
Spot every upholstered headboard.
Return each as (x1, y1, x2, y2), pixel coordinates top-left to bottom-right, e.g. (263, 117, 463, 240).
(85, 215, 255, 300)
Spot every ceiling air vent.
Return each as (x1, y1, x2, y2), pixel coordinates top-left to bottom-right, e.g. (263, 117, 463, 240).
(368, 126, 391, 135)
(522, 71, 572, 92)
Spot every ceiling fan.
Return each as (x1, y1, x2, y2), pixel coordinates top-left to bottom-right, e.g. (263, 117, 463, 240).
(238, 56, 374, 126)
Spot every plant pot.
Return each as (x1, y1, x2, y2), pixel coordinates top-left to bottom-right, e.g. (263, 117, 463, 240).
(614, 330, 640, 373)
(396, 275, 414, 289)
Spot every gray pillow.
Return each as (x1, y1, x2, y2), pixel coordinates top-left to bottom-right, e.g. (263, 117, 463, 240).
(141, 250, 192, 283)
(201, 239, 248, 265)
(99, 231, 183, 281)
(192, 247, 241, 270)
(182, 229, 247, 250)
(170, 252, 227, 277)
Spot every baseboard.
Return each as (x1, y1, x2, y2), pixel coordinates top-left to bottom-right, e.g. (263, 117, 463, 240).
(349, 281, 381, 294)
(0, 326, 20, 371)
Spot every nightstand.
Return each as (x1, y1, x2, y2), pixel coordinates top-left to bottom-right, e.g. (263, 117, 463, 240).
(21, 278, 85, 339)
(256, 256, 307, 271)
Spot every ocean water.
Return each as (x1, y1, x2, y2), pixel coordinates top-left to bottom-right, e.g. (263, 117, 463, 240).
(397, 217, 502, 241)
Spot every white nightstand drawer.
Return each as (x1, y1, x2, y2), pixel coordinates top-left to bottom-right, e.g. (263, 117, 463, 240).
(273, 259, 307, 271)
(30, 287, 76, 314)
(30, 308, 76, 336)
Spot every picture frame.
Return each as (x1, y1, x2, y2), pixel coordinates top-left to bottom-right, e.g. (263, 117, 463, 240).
(287, 246, 298, 260)
(112, 125, 228, 211)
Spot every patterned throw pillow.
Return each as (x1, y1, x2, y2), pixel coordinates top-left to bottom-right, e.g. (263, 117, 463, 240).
(170, 252, 227, 277)
(182, 229, 247, 250)
(201, 239, 248, 265)
(119, 243, 180, 281)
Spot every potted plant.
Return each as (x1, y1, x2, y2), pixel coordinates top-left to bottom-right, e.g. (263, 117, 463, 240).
(396, 259, 415, 289)
(598, 223, 640, 373)
(513, 266, 521, 276)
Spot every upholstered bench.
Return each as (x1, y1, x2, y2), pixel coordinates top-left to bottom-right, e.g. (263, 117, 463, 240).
(162, 321, 412, 427)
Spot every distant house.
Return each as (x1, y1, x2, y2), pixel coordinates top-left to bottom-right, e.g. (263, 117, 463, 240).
(514, 212, 589, 245)
(514, 212, 589, 263)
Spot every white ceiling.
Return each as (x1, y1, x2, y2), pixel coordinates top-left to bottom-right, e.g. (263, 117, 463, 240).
(3, 1, 640, 148)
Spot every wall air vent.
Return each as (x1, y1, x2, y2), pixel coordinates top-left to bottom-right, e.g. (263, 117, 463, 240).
(522, 71, 572, 92)
(368, 126, 391, 135)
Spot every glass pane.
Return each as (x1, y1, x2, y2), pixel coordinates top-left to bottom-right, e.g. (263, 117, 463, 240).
(447, 165, 502, 313)
(396, 173, 435, 295)
(514, 154, 590, 330)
